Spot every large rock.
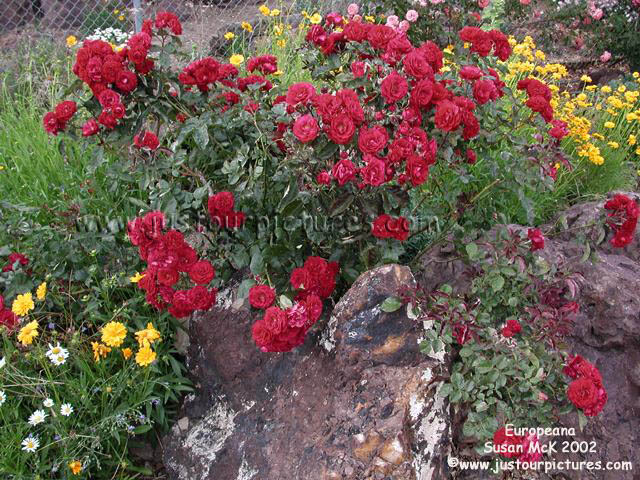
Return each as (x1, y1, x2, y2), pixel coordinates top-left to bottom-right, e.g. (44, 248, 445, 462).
(164, 264, 451, 480)
(417, 194, 640, 479)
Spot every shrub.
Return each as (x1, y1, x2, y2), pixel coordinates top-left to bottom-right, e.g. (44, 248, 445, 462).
(42, 9, 574, 350)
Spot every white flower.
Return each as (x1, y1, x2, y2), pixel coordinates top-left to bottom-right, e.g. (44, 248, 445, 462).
(0, 390, 6, 406)
(50, 353, 67, 366)
(46, 343, 69, 360)
(43, 398, 54, 408)
(0, 357, 5, 368)
(28, 409, 47, 426)
(60, 403, 73, 416)
(21, 435, 39, 453)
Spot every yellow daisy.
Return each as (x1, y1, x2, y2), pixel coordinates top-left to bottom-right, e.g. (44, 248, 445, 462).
(229, 54, 245, 66)
(135, 323, 161, 348)
(101, 321, 127, 347)
(92, 342, 111, 362)
(17, 321, 39, 346)
(135, 345, 157, 367)
(12, 292, 34, 317)
(36, 282, 47, 301)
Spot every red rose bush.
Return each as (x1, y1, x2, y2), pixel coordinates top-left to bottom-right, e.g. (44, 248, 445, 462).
(128, 211, 217, 318)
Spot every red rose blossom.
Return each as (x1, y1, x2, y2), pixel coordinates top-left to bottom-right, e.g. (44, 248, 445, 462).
(292, 114, 319, 143)
(434, 100, 462, 132)
(249, 285, 276, 310)
(358, 125, 389, 154)
(188, 260, 215, 284)
(134, 131, 160, 150)
(527, 228, 545, 251)
(380, 71, 408, 104)
(331, 158, 357, 185)
(327, 114, 356, 145)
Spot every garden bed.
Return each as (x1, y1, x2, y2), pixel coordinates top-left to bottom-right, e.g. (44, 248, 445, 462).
(0, 1, 639, 478)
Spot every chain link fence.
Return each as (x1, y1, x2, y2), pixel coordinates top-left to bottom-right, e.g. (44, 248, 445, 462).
(0, 0, 351, 56)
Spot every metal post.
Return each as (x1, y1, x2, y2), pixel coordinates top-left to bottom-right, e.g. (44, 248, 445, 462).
(133, 0, 142, 32)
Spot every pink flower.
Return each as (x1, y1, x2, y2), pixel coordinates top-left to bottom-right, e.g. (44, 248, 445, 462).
(386, 15, 399, 28)
(430, 0, 444, 4)
(600, 51, 611, 62)
(478, 0, 490, 8)
(398, 20, 410, 32)
(591, 7, 603, 19)
(520, 0, 531, 5)
(406, 9, 419, 21)
(538, 392, 549, 402)
(347, 3, 359, 16)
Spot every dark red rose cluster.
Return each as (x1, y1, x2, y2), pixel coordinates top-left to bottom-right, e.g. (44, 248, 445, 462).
(288, 21, 513, 243)
(372, 214, 410, 241)
(492, 427, 542, 462)
(127, 211, 217, 318)
(178, 54, 277, 115)
(251, 257, 339, 352)
(549, 119, 569, 140)
(154, 11, 182, 35)
(43, 101, 77, 136)
(0, 294, 19, 330)
(207, 192, 246, 229)
(527, 228, 545, 251)
(517, 78, 555, 123)
(604, 194, 639, 248)
(178, 57, 239, 93)
(2, 252, 29, 273)
(247, 55, 278, 75)
(458, 27, 512, 61)
(564, 354, 607, 416)
(501, 318, 522, 338)
(45, 12, 181, 138)
(133, 130, 160, 150)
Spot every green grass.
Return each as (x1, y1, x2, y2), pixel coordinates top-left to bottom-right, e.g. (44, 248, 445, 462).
(0, 86, 131, 223)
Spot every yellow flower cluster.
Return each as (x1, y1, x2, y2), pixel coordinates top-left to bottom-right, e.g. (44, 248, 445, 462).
(92, 321, 161, 367)
(554, 82, 640, 166)
(92, 341, 111, 362)
(505, 36, 569, 83)
(134, 322, 161, 367)
(506, 35, 640, 167)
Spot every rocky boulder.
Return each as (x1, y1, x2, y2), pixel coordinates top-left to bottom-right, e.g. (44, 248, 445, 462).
(163, 264, 451, 480)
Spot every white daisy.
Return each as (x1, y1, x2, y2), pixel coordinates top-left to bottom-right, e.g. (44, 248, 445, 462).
(43, 398, 54, 408)
(0, 357, 5, 368)
(28, 409, 47, 426)
(60, 403, 73, 416)
(46, 343, 69, 360)
(21, 435, 39, 453)
(0, 390, 6, 406)
(50, 353, 67, 366)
